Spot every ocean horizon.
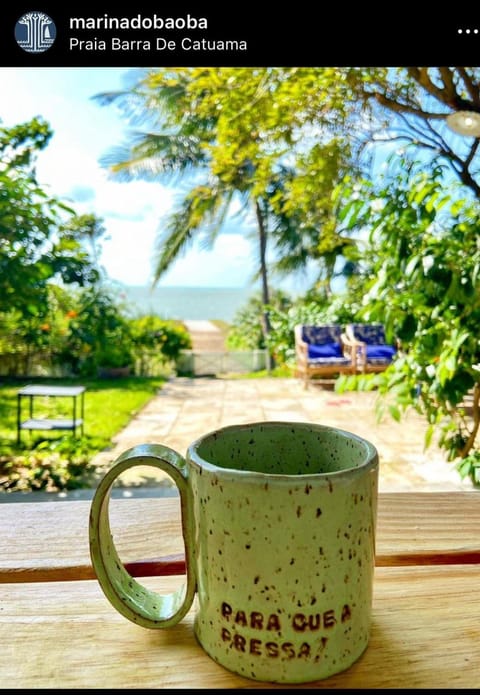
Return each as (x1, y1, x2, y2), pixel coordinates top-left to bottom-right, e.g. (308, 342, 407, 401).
(117, 285, 258, 323)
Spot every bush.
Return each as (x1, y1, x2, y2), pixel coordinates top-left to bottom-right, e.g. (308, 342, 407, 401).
(226, 289, 293, 351)
(130, 315, 192, 375)
(335, 164, 480, 486)
(59, 285, 134, 376)
(0, 436, 101, 492)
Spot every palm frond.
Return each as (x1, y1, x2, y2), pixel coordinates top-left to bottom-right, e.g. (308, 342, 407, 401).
(200, 188, 235, 248)
(153, 211, 196, 283)
(99, 132, 208, 183)
(152, 181, 231, 284)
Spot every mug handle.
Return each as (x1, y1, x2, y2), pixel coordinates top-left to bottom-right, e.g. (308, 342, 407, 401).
(89, 443, 196, 629)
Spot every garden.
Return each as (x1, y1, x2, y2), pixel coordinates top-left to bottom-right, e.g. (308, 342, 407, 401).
(0, 375, 165, 493)
(1, 68, 479, 493)
(0, 282, 192, 493)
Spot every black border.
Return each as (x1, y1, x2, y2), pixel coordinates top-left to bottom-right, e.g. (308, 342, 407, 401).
(1, 4, 479, 67)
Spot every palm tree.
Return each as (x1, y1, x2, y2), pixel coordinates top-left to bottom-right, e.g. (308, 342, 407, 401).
(95, 70, 283, 368)
(95, 68, 360, 370)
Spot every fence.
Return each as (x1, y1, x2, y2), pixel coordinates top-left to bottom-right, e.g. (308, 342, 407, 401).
(0, 350, 269, 379)
(176, 350, 268, 376)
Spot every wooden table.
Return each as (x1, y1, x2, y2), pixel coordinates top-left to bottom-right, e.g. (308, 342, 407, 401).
(1, 491, 479, 688)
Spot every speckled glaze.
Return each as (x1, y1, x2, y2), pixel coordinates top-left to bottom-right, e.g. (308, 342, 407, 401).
(89, 421, 378, 684)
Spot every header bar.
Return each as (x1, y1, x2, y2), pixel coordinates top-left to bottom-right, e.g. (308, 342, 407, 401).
(1, 5, 480, 66)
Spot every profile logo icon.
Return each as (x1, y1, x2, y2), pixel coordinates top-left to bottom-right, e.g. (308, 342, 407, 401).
(14, 11, 56, 53)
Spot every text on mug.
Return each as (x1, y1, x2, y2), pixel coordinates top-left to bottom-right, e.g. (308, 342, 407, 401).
(221, 601, 352, 631)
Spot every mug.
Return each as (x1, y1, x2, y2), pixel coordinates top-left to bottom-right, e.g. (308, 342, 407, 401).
(89, 421, 378, 684)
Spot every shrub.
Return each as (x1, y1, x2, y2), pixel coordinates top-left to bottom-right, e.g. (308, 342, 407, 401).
(0, 436, 101, 492)
(59, 285, 134, 376)
(130, 315, 192, 375)
(226, 289, 293, 351)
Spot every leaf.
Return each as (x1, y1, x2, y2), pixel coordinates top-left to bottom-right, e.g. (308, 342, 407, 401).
(424, 424, 434, 449)
(450, 198, 467, 216)
(388, 404, 402, 422)
(404, 256, 420, 277)
(455, 459, 472, 479)
(374, 401, 385, 422)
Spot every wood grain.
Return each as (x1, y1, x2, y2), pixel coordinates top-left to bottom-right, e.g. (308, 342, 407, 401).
(1, 492, 479, 583)
(2, 492, 480, 688)
(1, 566, 479, 688)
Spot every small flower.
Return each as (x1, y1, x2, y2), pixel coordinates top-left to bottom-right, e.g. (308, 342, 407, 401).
(66, 310, 78, 319)
(39, 323, 50, 332)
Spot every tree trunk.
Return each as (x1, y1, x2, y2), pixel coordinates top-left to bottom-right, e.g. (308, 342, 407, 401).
(255, 199, 275, 371)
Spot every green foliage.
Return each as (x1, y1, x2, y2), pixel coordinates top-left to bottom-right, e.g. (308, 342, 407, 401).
(0, 168, 93, 315)
(226, 289, 293, 351)
(456, 450, 480, 487)
(130, 315, 192, 374)
(0, 116, 52, 171)
(0, 118, 105, 376)
(266, 158, 362, 294)
(0, 438, 99, 492)
(336, 159, 480, 485)
(0, 119, 102, 320)
(96, 68, 362, 356)
(60, 213, 107, 271)
(0, 376, 165, 493)
(0, 284, 193, 379)
(0, 284, 79, 376)
(60, 286, 134, 375)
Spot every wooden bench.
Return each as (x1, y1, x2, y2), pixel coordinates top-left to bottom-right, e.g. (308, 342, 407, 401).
(1, 491, 479, 688)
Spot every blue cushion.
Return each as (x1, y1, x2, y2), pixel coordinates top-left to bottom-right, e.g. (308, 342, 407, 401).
(366, 345, 396, 361)
(302, 325, 342, 344)
(308, 342, 342, 359)
(351, 324, 386, 344)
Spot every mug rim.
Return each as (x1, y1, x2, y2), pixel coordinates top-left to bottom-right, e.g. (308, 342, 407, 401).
(187, 420, 378, 480)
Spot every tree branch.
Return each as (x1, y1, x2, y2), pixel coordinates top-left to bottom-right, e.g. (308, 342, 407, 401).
(395, 111, 451, 152)
(438, 67, 458, 98)
(406, 68, 451, 104)
(407, 67, 480, 113)
(372, 92, 446, 120)
(465, 139, 480, 169)
(456, 160, 480, 196)
(455, 68, 480, 104)
(372, 107, 480, 194)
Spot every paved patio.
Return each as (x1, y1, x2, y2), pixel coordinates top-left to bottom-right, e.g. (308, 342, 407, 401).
(91, 376, 474, 493)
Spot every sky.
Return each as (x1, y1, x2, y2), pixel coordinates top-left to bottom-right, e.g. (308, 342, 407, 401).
(0, 67, 306, 290)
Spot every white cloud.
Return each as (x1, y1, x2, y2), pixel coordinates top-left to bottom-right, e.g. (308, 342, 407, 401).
(149, 234, 255, 288)
(99, 217, 158, 285)
(0, 67, 295, 289)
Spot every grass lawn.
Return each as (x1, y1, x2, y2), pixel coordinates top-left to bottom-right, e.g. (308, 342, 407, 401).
(0, 369, 295, 494)
(0, 375, 166, 493)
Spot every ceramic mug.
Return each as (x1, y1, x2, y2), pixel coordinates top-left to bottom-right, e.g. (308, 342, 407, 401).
(89, 421, 378, 684)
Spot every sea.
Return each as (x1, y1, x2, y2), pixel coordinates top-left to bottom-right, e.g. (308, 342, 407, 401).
(117, 285, 258, 323)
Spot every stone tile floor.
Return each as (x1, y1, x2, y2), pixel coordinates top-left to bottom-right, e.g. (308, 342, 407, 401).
(91, 376, 475, 494)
